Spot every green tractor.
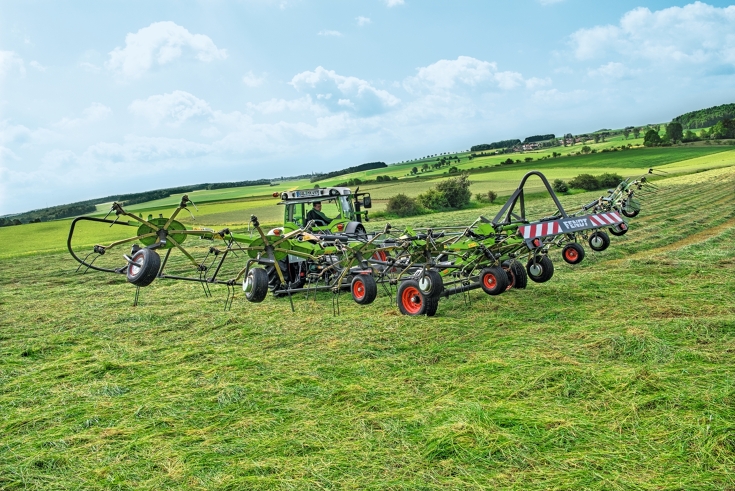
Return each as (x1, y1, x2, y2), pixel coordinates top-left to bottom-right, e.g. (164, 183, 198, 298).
(276, 186, 373, 236)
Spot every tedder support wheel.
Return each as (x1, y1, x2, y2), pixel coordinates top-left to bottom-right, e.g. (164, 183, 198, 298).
(243, 268, 269, 303)
(418, 270, 444, 298)
(609, 223, 628, 236)
(562, 243, 585, 265)
(502, 260, 527, 290)
(126, 248, 161, 287)
(589, 231, 611, 251)
(621, 199, 640, 218)
(479, 266, 509, 295)
(351, 274, 378, 305)
(526, 255, 554, 283)
(397, 279, 438, 316)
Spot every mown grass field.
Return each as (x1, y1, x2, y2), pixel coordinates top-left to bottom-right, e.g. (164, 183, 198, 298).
(1, 162, 734, 489)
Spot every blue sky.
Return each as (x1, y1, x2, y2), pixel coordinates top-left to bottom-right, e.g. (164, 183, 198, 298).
(1, 0, 734, 215)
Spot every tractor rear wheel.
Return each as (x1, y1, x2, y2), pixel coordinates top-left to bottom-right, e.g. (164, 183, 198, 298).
(526, 255, 554, 283)
(351, 274, 377, 305)
(244, 268, 269, 303)
(479, 266, 509, 295)
(588, 231, 611, 251)
(502, 260, 527, 290)
(397, 280, 437, 316)
(418, 270, 443, 298)
(126, 248, 160, 287)
(562, 243, 585, 264)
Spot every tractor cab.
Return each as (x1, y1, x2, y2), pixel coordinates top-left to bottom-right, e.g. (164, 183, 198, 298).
(276, 186, 372, 235)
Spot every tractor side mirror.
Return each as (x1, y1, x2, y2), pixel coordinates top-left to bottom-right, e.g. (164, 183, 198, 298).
(363, 196, 372, 209)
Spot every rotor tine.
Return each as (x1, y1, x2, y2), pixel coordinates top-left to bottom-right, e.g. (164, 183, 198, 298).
(133, 286, 140, 307)
(76, 251, 96, 273)
(288, 291, 295, 313)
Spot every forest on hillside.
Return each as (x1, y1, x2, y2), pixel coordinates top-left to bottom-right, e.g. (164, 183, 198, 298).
(672, 103, 735, 129)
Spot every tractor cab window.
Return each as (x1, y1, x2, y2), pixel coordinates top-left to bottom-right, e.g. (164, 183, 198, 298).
(317, 199, 341, 220)
(289, 203, 305, 227)
(338, 196, 352, 219)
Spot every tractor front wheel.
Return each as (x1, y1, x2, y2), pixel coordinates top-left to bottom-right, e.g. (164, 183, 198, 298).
(526, 255, 554, 283)
(562, 243, 585, 264)
(397, 280, 438, 316)
(479, 266, 509, 295)
(351, 274, 377, 305)
(588, 231, 611, 251)
(126, 248, 160, 287)
(243, 268, 269, 303)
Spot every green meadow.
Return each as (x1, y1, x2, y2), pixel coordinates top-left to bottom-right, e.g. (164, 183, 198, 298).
(0, 167, 735, 490)
(1, 146, 734, 488)
(3, 145, 733, 260)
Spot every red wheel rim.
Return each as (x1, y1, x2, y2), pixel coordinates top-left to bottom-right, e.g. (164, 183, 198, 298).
(353, 279, 365, 300)
(502, 267, 514, 290)
(130, 251, 144, 276)
(483, 272, 497, 290)
(565, 248, 578, 261)
(372, 251, 387, 261)
(401, 286, 423, 314)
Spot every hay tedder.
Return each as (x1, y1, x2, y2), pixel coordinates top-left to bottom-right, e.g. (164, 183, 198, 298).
(68, 171, 654, 315)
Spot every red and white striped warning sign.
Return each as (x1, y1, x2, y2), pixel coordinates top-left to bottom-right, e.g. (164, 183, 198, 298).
(518, 211, 625, 240)
(589, 212, 623, 226)
(519, 221, 561, 239)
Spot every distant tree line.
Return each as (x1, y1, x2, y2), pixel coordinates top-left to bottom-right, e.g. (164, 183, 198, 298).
(0, 179, 271, 226)
(470, 140, 521, 152)
(523, 134, 555, 144)
(310, 162, 387, 183)
(672, 103, 735, 129)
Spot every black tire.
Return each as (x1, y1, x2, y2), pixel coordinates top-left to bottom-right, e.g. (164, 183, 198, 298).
(425, 296, 439, 317)
(351, 274, 377, 305)
(588, 231, 611, 251)
(609, 224, 628, 236)
(621, 198, 639, 218)
(397, 280, 431, 316)
(562, 243, 585, 264)
(243, 268, 268, 303)
(126, 248, 160, 287)
(417, 270, 444, 298)
(479, 266, 509, 295)
(526, 255, 554, 283)
(503, 260, 528, 290)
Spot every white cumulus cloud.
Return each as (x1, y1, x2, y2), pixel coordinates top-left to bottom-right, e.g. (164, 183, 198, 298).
(242, 71, 266, 87)
(570, 2, 735, 67)
(106, 21, 227, 78)
(318, 30, 342, 37)
(404, 56, 544, 93)
(385, 0, 404, 7)
(0, 51, 25, 78)
(54, 103, 113, 129)
(129, 90, 212, 126)
(356, 16, 371, 26)
(291, 67, 400, 115)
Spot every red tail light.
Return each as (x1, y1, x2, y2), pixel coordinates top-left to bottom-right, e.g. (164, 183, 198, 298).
(273, 229, 281, 236)
(532, 238, 541, 248)
(337, 223, 344, 231)
(272, 192, 279, 197)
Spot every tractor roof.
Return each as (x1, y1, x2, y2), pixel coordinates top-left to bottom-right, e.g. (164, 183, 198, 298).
(277, 187, 352, 205)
